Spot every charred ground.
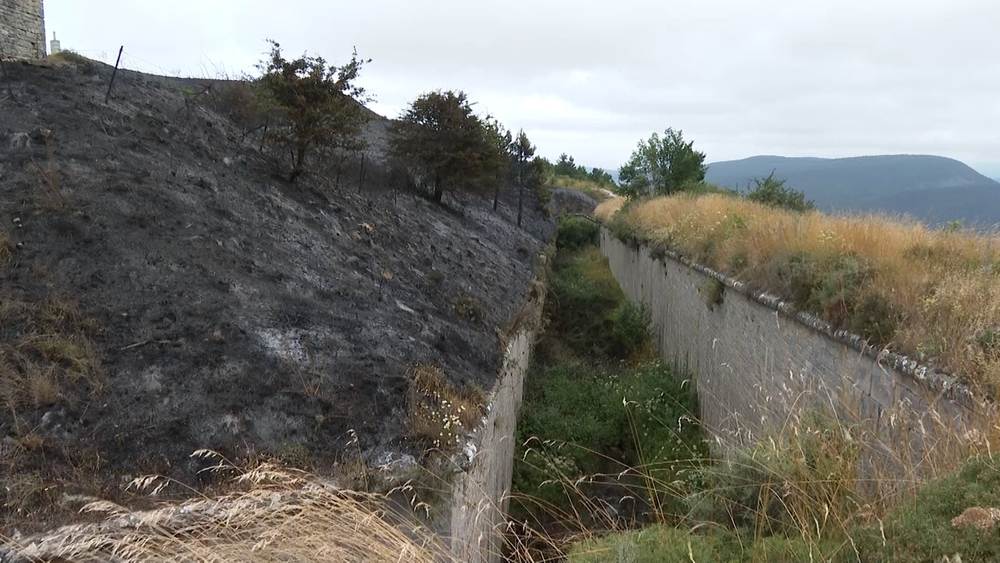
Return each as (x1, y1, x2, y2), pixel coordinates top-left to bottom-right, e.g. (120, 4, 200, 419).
(0, 57, 553, 530)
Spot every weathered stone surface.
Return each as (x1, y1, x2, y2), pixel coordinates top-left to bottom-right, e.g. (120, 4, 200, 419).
(601, 230, 992, 468)
(0, 0, 45, 60)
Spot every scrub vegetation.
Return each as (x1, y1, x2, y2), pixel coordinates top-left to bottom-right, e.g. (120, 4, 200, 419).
(599, 192, 1000, 392)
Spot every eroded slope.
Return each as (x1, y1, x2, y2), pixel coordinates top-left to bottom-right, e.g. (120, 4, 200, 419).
(0, 58, 553, 527)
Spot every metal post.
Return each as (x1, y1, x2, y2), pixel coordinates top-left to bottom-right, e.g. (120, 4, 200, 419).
(105, 46, 124, 103)
(358, 153, 366, 194)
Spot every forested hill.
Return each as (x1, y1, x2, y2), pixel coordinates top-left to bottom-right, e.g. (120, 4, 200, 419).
(705, 155, 1000, 226)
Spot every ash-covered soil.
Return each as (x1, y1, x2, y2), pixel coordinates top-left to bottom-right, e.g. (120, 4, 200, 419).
(0, 58, 553, 526)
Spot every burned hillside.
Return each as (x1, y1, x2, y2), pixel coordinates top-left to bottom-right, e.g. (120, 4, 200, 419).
(0, 56, 553, 528)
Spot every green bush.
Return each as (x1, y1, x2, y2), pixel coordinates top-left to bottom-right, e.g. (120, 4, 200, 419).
(537, 183, 553, 208)
(513, 233, 704, 524)
(851, 291, 900, 348)
(545, 247, 640, 361)
(686, 413, 861, 537)
(609, 302, 652, 358)
(568, 525, 849, 563)
(745, 172, 815, 212)
(513, 362, 704, 521)
(557, 215, 600, 251)
(782, 251, 873, 326)
(851, 456, 1000, 562)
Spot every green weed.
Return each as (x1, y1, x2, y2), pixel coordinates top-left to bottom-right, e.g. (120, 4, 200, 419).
(556, 215, 600, 252)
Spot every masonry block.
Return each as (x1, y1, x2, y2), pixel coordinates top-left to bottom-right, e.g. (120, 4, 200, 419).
(0, 0, 45, 59)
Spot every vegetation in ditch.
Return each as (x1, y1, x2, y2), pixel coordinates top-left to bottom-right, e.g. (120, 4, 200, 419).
(509, 216, 706, 543)
(568, 451, 1000, 562)
(597, 192, 1000, 394)
(510, 217, 1000, 563)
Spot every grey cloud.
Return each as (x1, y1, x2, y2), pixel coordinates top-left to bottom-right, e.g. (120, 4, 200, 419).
(45, 0, 1000, 171)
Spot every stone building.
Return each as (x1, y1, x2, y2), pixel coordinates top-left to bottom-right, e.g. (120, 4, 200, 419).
(0, 0, 46, 59)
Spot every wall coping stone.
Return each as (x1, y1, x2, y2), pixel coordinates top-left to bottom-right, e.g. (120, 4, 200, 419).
(610, 231, 989, 413)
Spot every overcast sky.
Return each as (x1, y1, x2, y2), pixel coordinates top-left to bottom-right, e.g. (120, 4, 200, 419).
(46, 0, 1000, 175)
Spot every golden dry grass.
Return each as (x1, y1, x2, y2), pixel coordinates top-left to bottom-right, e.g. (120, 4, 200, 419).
(549, 176, 614, 202)
(0, 296, 104, 415)
(594, 196, 625, 223)
(1, 458, 452, 562)
(0, 234, 14, 270)
(408, 365, 484, 451)
(605, 193, 1000, 391)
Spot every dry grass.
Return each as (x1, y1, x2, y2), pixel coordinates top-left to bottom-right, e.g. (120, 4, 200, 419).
(0, 295, 106, 526)
(604, 192, 1000, 392)
(0, 233, 14, 270)
(27, 130, 69, 213)
(594, 196, 625, 223)
(549, 176, 615, 202)
(507, 371, 1000, 562)
(0, 295, 103, 416)
(408, 365, 484, 452)
(47, 50, 97, 68)
(1, 456, 452, 562)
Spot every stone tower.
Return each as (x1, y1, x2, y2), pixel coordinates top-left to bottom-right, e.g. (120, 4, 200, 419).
(0, 0, 46, 59)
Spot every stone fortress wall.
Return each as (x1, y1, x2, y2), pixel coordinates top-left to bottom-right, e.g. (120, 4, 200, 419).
(0, 0, 45, 60)
(601, 229, 991, 468)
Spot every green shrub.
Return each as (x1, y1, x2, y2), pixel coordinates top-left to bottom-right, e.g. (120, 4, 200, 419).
(609, 302, 652, 358)
(514, 234, 704, 525)
(686, 413, 861, 537)
(513, 362, 704, 522)
(782, 251, 873, 326)
(568, 525, 849, 563)
(256, 41, 370, 182)
(557, 215, 600, 251)
(537, 183, 553, 208)
(851, 291, 900, 348)
(546, 247, 630, 360)
(568, 526, 723, 563)
(700, 279, 725, 311)
(977, 327, 1000, 357)
(745, 172, 815, 212)
(852, 456, 1000, 562)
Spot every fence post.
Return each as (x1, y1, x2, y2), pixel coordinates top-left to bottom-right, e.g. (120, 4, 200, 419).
(358, 153, 366, 194)
(105, 46, 124, 103)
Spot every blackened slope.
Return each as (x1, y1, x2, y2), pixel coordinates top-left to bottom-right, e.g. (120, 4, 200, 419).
(706, 155, 1000, 226)
(0, 59, 553, 488)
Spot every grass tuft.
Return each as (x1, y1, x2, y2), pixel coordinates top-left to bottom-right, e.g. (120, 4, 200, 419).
(1, 458, 451, 562)
(549, 176, 615, 202)
(408, 365, 483, 452)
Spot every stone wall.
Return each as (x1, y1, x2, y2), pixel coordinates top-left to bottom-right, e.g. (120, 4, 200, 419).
(448, 328, 533, 562)
(0, 0, 45, 59)
(601, 230, 991, 467)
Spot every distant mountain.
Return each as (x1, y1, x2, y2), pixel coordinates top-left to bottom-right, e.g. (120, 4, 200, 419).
(705, 155, 1000, 226)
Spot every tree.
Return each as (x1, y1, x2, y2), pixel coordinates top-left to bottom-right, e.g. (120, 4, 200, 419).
(512, 130, 536, 227)
(484, 118, 514, 211)
(256, 40, 371, 182)
(618, 128, 706, 197)
(745, 171, 815, 212)
(390, 90, 497, 203)
(554, 153, 578, 177)
(589, 167, 614, 186)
